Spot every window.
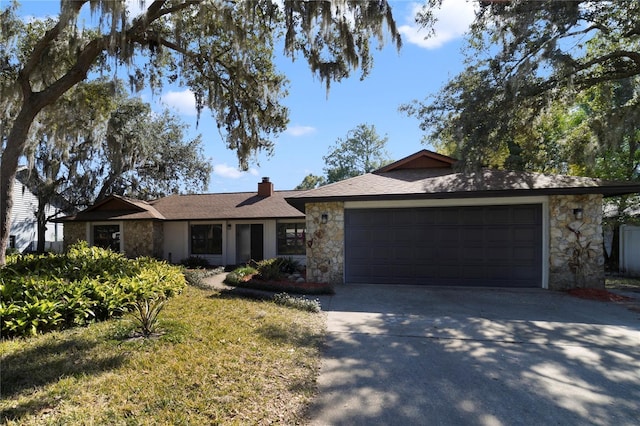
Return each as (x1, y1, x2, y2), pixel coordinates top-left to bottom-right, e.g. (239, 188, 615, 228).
(9, 235, 16, 249)
(277, 222, 306, 255)
(93, 224, 121, 252)
(191, 224, 223, 255)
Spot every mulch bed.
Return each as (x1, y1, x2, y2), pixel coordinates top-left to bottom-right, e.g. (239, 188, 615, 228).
(228, 275, 335, 295)
(565, 288, 634, 302)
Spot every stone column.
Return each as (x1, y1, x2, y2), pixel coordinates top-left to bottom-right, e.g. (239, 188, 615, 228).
(63, 222, 87, 250)
(548, 194, 604, 289)
(123, 221, 157, 258)
(305, 202, 344, 284)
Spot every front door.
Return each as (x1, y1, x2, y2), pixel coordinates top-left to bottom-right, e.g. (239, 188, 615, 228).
(236, 224, 264, 264)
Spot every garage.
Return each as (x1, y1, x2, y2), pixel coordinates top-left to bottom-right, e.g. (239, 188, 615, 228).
(285, 150, 639, 289)
(345, 204, 543, 287)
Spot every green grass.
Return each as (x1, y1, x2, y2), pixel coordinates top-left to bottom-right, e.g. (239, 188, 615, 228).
(1, 285, 325, 425)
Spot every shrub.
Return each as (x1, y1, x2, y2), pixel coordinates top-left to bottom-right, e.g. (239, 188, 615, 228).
(278, 257, 301, 274)
(180, 256, 210, 268)
(224, 266, 258, 285)
(0, 242, 186, 339)
(4, 247, 19, 256)
(254, 258, 283, 281)
(273, 293, 321, 313)
(183, 266, 225, 288)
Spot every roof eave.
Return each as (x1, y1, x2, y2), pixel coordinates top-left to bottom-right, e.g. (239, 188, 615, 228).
(286, 185, 640, 210)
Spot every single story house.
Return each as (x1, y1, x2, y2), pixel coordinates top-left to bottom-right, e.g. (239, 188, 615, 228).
(60, 178, 306, 266)
(285, 150, 640, 290)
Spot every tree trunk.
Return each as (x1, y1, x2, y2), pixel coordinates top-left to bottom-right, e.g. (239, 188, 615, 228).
(36, 199, 47, 254)
(0, 105, 40, 266)
(1, 35, 105, 266)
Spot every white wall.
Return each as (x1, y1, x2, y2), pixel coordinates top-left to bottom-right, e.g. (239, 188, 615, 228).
(163, 221, 189, 264)
(162, 219, 306, 266)
(10, 177, 64, 253)
(620, 225, 640, 276)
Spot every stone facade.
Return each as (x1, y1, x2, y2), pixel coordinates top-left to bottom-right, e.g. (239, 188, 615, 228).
(123, 221, 162, 258)
(548, 194, 604, 289)
(63, 220, 163, 259)
(305, 202, 344, 284)
(63, 222, 87, 250)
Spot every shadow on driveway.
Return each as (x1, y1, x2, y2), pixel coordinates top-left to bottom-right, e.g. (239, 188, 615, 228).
(307, 285, 640, 426)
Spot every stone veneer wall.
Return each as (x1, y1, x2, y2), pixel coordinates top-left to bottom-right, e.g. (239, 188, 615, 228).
(63, 222, 87, 250)
(123, 221, 159, 258)
(62, 221, 162, 258)
(549, 194, 604, 290)
(152, 222, 164, 259)
(306, 202, 344, 284)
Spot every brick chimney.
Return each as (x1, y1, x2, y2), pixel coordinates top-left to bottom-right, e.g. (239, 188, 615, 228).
(257, 177, 274, 197)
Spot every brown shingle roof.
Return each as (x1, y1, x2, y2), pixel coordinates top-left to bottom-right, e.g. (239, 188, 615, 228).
(59, 191, 304, 222)
(60, 195, 165, 221)
(150, 191, 304, 220)
(286, 168, 640, 210)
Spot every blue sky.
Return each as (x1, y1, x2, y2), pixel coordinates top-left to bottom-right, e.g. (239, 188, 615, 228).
(12, 0, 477, 193)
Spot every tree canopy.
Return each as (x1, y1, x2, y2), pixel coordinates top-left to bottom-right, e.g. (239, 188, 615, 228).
(403, 0, 639, 269)
(323, 123, 392, 183)
(0, 0, 404, 265)
(403, 0, 640, 170)
(22, 79, 212, 252)
(295, 123, 392, 189)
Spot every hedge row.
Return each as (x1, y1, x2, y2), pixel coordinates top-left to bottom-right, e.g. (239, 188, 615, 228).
(0, 242, 185, 338)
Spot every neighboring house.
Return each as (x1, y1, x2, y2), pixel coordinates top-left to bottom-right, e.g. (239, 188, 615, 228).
(285, 150, 640, 290)
(59, 178, 306, 266)
(9, 168, 65, 253)
(620, 224, 640, 277)
(604, 204, 640, 277)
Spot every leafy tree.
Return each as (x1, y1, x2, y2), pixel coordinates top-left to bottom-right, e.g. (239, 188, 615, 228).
(294, 124, 393, 188)
(323, 123, 392, 184)
(21, 79, 119, 252)
(401, 0, 640, 271)
(549, 80, 640, 270)
(95, 100, 212, 202)
(403, 0, 640, 169)
(404, 0, 640, 269)
(0, 0, 403, 265)
(23, 80, 212, 252)
(295, 174, 326, 190)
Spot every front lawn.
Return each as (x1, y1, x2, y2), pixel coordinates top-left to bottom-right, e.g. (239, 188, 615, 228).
(1, 284, 325, 425)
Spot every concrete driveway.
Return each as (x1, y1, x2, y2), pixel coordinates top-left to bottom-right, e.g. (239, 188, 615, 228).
(307, 285, 640, 426)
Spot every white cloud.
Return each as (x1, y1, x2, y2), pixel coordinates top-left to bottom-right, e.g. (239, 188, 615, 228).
(160, 89, 203, 116)
(126, 0, 147, 19)
(213, 164, 259, 179)
(399, 0, 476, 49)
(286, 125, 316, 137)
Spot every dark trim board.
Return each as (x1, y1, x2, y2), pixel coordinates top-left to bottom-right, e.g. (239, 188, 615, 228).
(344, 204, 543, 287)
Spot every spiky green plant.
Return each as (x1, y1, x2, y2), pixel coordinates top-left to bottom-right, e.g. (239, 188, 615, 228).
(130, 296, 166, 337)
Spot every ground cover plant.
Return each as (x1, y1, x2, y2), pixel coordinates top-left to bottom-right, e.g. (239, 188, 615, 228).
(225, 258, 334, 295)
(606, 276, 640, 291)
(183, 266, 225, 289)
(0, 283, 325, 424)
(0, 242, 185, 338)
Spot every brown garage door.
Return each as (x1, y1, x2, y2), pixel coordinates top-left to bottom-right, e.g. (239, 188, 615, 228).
(344, 205, 542, 287)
